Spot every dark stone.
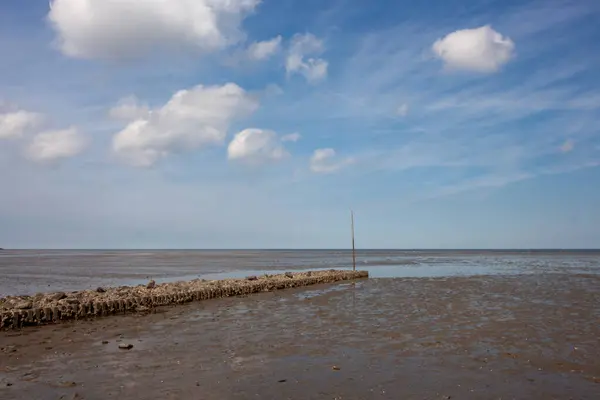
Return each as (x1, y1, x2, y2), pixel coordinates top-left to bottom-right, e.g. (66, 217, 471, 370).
(146, 280, 156, 289)
(246, 276, 258, 281)
(96, 287, 106, 293)
(52, 292, 67, 301)
(118, 343, 133, 350)
(16, 301, 33, 310)
(285, 272, 294, 278)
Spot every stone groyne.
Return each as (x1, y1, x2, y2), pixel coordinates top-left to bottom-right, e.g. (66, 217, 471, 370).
(0, 270, 368, 329)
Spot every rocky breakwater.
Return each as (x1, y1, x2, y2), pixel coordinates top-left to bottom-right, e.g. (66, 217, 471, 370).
(0, 269, 368, 329)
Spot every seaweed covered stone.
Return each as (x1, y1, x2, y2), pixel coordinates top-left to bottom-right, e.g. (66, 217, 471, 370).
(0, 270, 368, 329)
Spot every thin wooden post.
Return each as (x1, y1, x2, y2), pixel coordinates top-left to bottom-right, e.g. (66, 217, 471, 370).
(351, 210, 356, 271)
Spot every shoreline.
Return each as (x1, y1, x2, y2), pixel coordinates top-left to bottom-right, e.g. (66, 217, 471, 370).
(0, 269, 368, 330)
(2, 250, 598, 297)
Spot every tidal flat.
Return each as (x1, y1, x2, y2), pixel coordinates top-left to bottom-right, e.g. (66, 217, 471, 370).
(1, 273, 599, 399)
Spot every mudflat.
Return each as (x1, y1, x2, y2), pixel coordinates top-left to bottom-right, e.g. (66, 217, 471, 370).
(1, 274, 599, 400)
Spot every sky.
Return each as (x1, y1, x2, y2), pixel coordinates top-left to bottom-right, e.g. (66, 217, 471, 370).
(1, 0, 600, 249)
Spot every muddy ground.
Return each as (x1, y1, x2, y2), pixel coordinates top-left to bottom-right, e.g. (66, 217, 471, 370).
(1, 274, 599, 400)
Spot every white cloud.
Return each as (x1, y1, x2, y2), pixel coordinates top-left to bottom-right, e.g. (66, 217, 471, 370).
(309, 148, 354, 174)
(109, 96, 150, 121)
(281, 132, 301, 142)
(0, 110, 42, 139)
(25, 127, 86, 163)
(112, 83, 258, 167)
(227, 128, 288, 164)
(396, 103, 409, 117)
(432, 25, 515, 73)
(286, 33, 328, 83)
(48, 0, 260, 60)
(247, 36, 282, 60)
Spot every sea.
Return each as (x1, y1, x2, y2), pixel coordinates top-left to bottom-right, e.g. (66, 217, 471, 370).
(1, 249, 599, 297)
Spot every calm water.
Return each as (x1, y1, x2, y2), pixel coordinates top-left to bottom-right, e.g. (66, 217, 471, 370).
(1, 249, 599, 296)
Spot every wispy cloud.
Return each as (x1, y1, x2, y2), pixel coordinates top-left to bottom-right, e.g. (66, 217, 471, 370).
(310, 148, 354, 174)
(247, 36, 282, 61)
(286, 33, 329, 83)
(2, 0, 600, 248)
(271, 0, 600, 196)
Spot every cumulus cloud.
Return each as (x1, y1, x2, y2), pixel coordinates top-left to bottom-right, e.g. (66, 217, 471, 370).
(286, 33, 328, 83)
(247, 36, 282, 60)
(25, 127, 87, 163)
(112, 83, 258, 167)
(281, 132, 301, 142)
(227, 128, 289, 164)
(109, 96, 150, 121)
(432, 25, 515, 73)
(0, 110, 42, 139)
(48, 0, 260, 60)
(309, 148, 354, 174)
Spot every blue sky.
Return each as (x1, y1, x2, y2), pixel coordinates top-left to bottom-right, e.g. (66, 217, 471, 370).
(1, 0, 599, 249)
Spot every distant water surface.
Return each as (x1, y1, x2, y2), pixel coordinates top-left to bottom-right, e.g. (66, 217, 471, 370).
(1, 249, 599, 296)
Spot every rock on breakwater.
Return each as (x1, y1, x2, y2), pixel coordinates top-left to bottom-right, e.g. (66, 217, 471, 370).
(0, 269, 368, 329)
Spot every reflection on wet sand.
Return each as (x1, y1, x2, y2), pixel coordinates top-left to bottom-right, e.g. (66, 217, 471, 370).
(1, 273, 599, 399)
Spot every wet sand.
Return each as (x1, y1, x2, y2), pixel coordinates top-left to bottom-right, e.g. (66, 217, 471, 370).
(1, 273, 599, 399)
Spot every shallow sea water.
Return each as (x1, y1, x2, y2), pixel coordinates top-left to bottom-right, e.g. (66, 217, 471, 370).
(1, 249, 599, 296)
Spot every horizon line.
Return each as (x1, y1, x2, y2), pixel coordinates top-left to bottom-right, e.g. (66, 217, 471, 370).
(2, 248, 600, 251)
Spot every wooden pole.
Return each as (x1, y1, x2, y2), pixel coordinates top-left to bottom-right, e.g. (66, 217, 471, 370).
(351, 209, 356, 271)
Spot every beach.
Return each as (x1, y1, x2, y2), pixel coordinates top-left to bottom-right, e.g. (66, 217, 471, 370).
(1, 251, 599, 399)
